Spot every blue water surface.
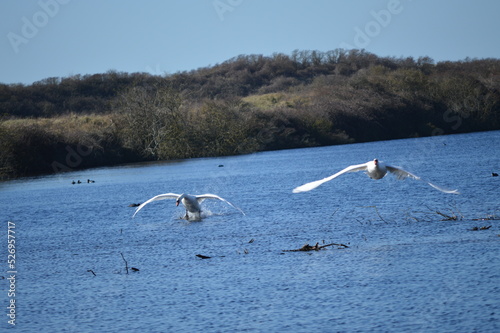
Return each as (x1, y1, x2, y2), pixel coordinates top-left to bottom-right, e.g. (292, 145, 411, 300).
(1, 130, 499, 332)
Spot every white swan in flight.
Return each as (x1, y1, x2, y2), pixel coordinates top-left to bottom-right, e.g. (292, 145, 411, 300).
(133, 193, 245, 220)
(293, 159, 459, 194)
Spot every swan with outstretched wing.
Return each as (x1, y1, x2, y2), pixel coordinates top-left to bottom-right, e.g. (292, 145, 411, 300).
(133, 193, 245, 220)
(293, 159, 459, 194)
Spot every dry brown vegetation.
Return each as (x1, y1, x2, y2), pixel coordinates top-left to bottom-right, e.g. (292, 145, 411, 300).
(1, 49, 499, 179)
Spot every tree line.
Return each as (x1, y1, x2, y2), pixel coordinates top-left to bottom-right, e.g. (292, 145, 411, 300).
(1, 49, 499, 179)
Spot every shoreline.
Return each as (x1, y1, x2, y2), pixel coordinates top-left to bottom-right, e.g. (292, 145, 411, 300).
(2, 128, 496, 182)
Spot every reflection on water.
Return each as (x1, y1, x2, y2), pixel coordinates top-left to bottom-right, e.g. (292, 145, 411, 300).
(1, 131, 499, 332)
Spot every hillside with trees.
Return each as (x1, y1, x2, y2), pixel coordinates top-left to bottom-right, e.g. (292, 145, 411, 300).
(1, 49, 499, 179)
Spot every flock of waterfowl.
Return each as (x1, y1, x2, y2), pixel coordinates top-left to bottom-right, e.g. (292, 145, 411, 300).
(72, 179, 95, 184)
(132, 159, 461, 221)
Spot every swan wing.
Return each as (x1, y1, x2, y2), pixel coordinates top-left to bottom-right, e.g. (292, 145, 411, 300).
(386, 165, 420, 180)
(132, 193, 181, 217)
(292, 162, 369, 193)
(195, 194, 246, 215)
(386, 166, 459, 194)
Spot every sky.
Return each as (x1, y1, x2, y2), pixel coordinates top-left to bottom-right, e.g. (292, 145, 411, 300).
(1, 0, 499, 85)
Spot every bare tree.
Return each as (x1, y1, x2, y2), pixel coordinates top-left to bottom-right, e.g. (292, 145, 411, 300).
(115, 83, 184, 159)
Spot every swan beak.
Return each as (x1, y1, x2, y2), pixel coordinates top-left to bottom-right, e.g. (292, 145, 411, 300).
(176, 201, 180, 206)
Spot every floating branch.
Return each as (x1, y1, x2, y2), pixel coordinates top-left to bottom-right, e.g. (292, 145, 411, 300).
(87, 269, 96, 276)
(120, 252, 129, 274)
(195, 253, 227, 259)
(423, 205, 463, 221)
(470, 225, 492, 231)
(283, 242, 349, 252)
(371, 206, 388, 223)
(435, 211, 458, 221)
(359, 205, 388, 223)
(195, 254, 211, 259)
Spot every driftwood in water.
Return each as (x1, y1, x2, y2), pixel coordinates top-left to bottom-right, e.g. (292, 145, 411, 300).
(435, 210, 459, 221)
(196, 254, 211, 259)
(424, 205, 463, 221)
(470, 225, 492, 231)
(283, 242, 349, 252)
(120, 252, 129, 274)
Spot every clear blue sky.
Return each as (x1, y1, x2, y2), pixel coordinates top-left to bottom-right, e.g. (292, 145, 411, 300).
(1, 0, 499, 85)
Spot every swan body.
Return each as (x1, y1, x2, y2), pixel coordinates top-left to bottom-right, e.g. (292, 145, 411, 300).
(133, 193, 245, 220)
(293, 159, 459, 194)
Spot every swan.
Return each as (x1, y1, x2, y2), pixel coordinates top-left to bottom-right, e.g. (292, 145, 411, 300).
(293, 159, 459, 194)
(132, 193, 245, 220)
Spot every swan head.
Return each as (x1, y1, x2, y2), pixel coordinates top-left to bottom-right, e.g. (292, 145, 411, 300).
(374, 159, 379, 165)
(176, 194, 186, 206)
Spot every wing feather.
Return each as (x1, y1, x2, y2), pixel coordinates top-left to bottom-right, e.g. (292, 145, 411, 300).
(386, 166, 459, 194)
(292, 163, 369, 193)
(195, 194, 246, 215)
(132, 193, 180, 218)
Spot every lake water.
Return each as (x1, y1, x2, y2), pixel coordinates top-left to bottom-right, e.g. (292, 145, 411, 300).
(1, 130, 499, 332)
